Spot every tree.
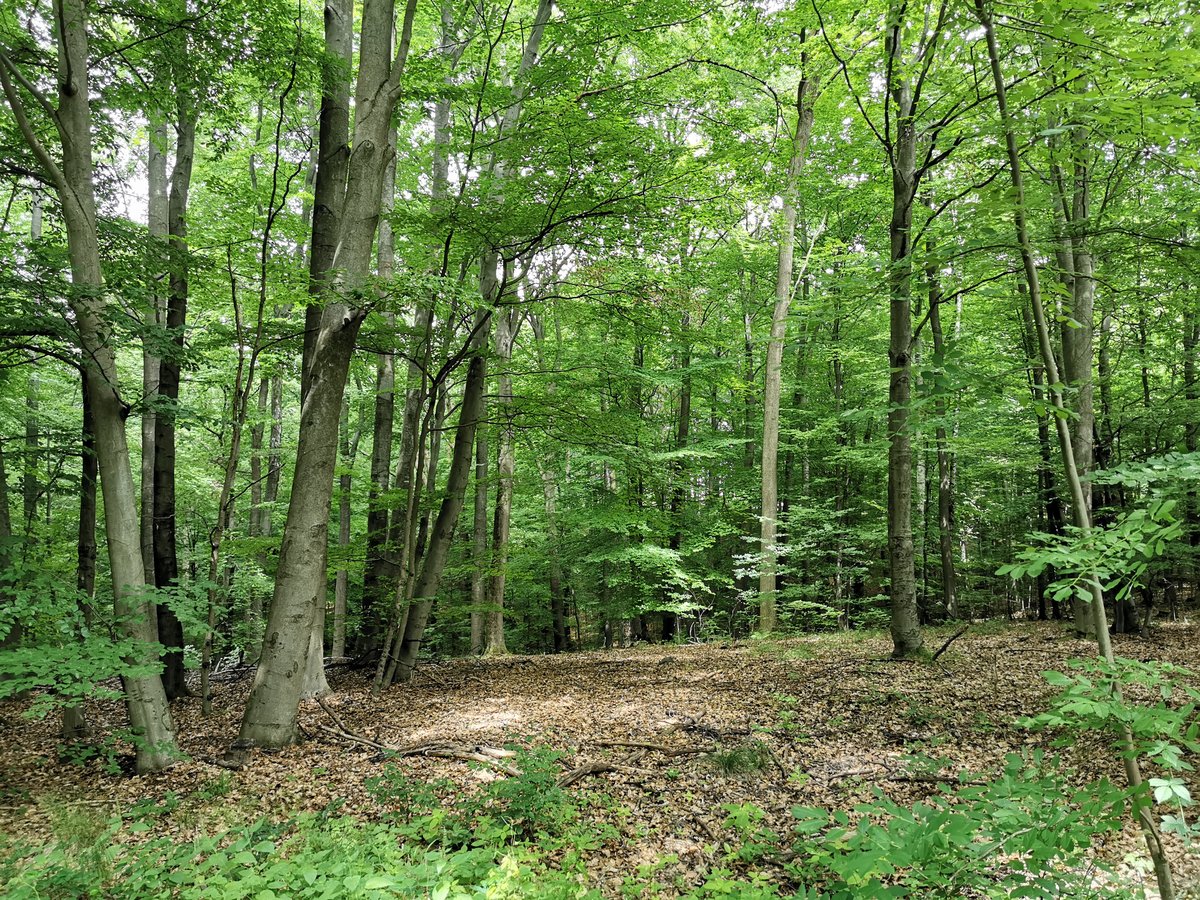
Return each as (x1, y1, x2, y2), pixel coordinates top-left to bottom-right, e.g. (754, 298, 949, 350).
(0, 0, 179, 773)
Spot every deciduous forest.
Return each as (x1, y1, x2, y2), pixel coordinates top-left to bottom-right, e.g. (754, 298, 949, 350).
(1, 0, 1199, 895)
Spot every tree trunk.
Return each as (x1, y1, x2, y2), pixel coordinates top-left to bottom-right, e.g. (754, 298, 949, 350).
(759, 68, 816, 634)
(62, 374, 97, 740)
(484, 297, 519, 656)
(360, 145, 399, 652)
(393, 351, 487, 681)
(665, 324, 691, 642)
(975, 7, 1175, 894)
(332, 397, 361, 659)
(885, 8, 923, 657)
(1184, 293, 1199, 592)
(22, 361, 38, 537)
(142, 113, 168, 586)
(470, 409, 489, 654)
(1052, 145, 1097, 636)
(233, 0, 419, 750)
(152, 107, 197, 701)
(925, 227, 957, 619)
(0, 0, 179, 771)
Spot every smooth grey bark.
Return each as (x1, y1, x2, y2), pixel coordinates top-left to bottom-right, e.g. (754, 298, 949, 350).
(360, 161, 398, 652)
(470, 406, 489, 654)
(484, 300, 519, 656)
(0, 0, 179, 772)
(883, 0, 927, 658)
(1050, 146, 1097, 636)
(233, 0, 420, 750)
(142, 113, 168, 586)
(333, 396, 362, 658)
(975, 6, 1175, 895)
(759, 63, 817, 633)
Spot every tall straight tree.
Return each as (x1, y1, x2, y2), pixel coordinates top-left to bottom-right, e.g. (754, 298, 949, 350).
(0, 0, 179, 772)
(759, 49, 818, 633)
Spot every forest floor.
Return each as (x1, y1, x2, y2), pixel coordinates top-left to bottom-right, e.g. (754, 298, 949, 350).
(2, 621, 1199, 897)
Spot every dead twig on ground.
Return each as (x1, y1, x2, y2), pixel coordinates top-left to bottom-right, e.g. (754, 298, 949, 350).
(931, 627, 970, 662)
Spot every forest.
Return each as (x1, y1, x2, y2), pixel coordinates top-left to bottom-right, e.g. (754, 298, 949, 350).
(1, 0, 1199, 894)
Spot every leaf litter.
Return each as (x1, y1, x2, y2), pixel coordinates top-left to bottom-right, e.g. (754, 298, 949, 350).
(1, 621, 1198, 896)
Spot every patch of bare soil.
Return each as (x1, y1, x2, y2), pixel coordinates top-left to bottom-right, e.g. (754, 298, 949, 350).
(2, 621, 1198, 896)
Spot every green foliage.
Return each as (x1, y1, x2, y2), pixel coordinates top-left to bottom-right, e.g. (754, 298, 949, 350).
(1025, 658, 1200, 842)
(0, 559, 164, 715)
(367, 747, 577, 847)
(784, 753, 1128, 898)
(999, 498, 1183, 607)
(0, 808, 601, 900)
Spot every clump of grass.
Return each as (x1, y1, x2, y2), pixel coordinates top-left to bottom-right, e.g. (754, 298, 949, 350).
(706, 741, 771, 776)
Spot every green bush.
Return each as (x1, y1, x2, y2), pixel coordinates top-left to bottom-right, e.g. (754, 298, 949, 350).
(0, 808, 600, 900)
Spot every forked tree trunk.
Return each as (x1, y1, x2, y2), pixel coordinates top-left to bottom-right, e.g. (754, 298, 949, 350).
(975, 6, 1175, 895)
(0, 0, 179, 772)
(233, 0, 419, 750)
(1051, 140, 1097, 636)
(392, 352, 487, 681)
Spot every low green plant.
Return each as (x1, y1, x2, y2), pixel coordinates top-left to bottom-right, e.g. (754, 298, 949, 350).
(1024, 657, 1200, 843)
(720, 802, 779, 863)
(785, 752, 1128, 898)
(367, 747, 578, 847)
(706, 741, 771, 776)
(0, 808, 602, 900)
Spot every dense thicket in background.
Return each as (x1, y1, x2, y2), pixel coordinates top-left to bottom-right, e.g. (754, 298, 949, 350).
(1, 0, 1198, 759)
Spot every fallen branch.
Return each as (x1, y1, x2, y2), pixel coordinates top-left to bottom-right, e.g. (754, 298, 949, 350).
(595, 740, 715, 757)
(316, 701, 520, 776)
(931, 627, 969, 662)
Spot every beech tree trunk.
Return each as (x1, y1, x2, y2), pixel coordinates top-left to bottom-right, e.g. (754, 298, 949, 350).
(470, 412, 489, 654)
(484, 299, 519, 656)
(142, 114, 168, 586)
(393, 352, 487, 681)
(1051, 143, 1097, 636)
(885, 8, 923, 657)
(61, 375, 97, 739)
(0, 0, 179, 771)
(759, 65, 816, 633)
(233, 0, 419, 750)
(925, 230, 957, 619)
